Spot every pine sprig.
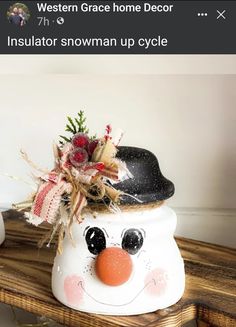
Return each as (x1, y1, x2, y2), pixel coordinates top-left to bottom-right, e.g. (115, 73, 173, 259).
(66, 116, 77, 134)
(59, 135, 71, 143)
(59, 111, 90, 146)
(75, 111, 89, 134)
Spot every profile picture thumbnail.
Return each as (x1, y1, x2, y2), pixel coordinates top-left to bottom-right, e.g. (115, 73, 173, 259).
(7, 3, 30, 27)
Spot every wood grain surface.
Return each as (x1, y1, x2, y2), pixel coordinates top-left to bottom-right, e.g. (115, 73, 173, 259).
(0, 210, 235, 327)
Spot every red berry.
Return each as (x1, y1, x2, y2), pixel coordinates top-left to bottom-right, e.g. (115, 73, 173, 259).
(72, 133, 89, 148)
(88, 140, 99, 156)
(69, 148, 88, 167)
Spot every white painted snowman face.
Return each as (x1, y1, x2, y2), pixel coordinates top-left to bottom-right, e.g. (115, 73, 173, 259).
(52, 205, 185, 315)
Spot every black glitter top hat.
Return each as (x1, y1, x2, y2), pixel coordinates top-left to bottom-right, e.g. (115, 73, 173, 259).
(115, 146, 175, 205)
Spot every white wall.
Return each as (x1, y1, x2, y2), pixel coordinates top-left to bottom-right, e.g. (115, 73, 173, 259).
(0, 55, 236, 74)
(0, 73, 235, 247)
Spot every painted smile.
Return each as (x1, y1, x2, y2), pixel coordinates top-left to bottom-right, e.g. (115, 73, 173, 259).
(78, 279, 156, 307)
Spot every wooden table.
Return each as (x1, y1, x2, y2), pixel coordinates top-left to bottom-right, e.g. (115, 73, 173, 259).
(0, 211, 235, 327)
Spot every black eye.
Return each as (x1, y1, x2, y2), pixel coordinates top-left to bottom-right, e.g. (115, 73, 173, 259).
(85, 227, 106, 255)
(122, 228, 144, 255)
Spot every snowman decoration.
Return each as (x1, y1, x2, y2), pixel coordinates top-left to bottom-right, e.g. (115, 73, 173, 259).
(16, 112, 185, 315)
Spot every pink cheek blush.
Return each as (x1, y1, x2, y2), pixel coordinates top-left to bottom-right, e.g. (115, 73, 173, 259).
(145, 268, 168, 296)
(64, 275, 84, 306)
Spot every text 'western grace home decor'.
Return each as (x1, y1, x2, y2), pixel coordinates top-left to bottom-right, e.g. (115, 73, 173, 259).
(13, 111, 185, 315)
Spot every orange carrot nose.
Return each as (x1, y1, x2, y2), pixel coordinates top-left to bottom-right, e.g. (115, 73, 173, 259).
(95, 247, 132, 286)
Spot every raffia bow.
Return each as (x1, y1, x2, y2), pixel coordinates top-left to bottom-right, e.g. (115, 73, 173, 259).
(17, 137, 132, 253)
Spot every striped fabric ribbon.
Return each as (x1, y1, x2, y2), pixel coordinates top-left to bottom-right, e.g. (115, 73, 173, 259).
(101, 165, 119, 181)
(31, 180, 71, 224)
